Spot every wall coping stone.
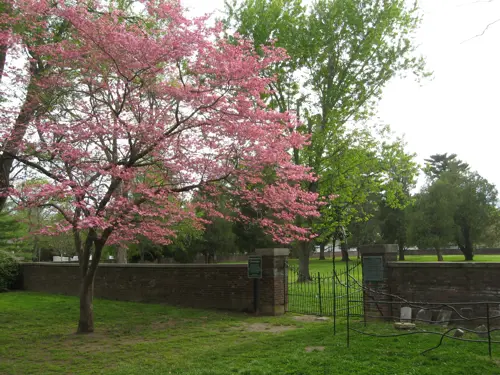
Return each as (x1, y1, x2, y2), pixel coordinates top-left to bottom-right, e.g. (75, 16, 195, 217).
(255, 248, 289, 256)
(359, 244, 398, 254)
(21, 262, 247, 269)
(388, 262, 500, 268)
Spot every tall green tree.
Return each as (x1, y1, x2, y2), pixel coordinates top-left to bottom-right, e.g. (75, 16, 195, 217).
(408, 179, 457, 261)
(378, 139, 419, 260)
(451, 171, 498, 260)
(410, 155, 498, 261)
(424, 153, 469, 181)
(226, 0, 427, 279)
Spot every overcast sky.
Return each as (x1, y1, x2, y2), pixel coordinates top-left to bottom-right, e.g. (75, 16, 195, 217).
(182, 0, 500, 189)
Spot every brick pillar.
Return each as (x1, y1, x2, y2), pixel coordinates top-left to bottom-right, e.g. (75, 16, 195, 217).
(254, 248, 288, 315)
(359, 244, 397, 321)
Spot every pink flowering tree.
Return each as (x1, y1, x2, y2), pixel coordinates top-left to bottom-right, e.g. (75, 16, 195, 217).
(3, 0, 319, 333)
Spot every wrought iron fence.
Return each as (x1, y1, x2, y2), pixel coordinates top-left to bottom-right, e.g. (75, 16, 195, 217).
(342, 276, 500, 357)
(285, 257, 363, 318)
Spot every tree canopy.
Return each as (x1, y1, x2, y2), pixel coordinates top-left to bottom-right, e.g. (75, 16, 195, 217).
(226, 0, 425, 274)
(1, 0, 320, 332)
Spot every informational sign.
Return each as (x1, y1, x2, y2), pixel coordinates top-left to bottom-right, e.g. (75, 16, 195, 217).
(248, 255, 262, 279)
(363, 256, 384, 282)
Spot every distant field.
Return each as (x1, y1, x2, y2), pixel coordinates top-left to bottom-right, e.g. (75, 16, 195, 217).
(224, 254, 500, 275)
(299, 255, 500, 273)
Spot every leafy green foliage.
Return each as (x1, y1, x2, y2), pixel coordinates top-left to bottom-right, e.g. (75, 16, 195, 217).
(226, 0, 426, 271)
(0, 212, 21, 252)
(377, 139, 419, 259)
(424, 153, 470, 181)
(408, 180, 457, 255)
(450, 171, 498, 258)
(0, 250, 19, 291)
(409, 154, 499, 260)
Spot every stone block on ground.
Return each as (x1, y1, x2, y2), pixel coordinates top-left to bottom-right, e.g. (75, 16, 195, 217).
(476, 324, 488, 338)
(394, 322, 416, 330)
(436, 310, 452, 327)
(454, 328, 465, 338)
(415, 308, 433, 323)
(314, 317, 330, 322)
(431, 310, 441, 323)
(305, 346, 325, 352)
(400, 306, 412, 322)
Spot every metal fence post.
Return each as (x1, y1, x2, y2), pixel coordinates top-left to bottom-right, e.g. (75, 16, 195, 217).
(318, 272, 323, 316)
(487, 303, 492, 358)
(346, 256, 350, 348)
(333, 256, 337, 335)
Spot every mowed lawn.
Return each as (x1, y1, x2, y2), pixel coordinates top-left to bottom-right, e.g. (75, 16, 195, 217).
(1, 292, 499, 375)
(286, 255, 500, 276)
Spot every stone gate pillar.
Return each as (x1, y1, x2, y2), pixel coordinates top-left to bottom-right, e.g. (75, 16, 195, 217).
(255, 248, 289, 315)
(359, 244, 397, 320)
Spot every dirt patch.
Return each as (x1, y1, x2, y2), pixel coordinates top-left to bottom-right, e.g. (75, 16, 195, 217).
(236, 323, 297, 333)
(149, 321, 178, 330)
(305, 346, 325, 352)
(293, 315, 330, 322)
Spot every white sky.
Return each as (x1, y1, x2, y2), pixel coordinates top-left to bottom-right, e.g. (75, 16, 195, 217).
(182, 0, 500, 190)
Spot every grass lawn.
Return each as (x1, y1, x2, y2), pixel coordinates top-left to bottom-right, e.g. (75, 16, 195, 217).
(286, 259, 363, 316)
(1, 292, 499, 374)
(286, 255, 500, 276)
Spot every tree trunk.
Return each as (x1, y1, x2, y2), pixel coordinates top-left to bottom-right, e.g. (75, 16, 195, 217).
(0, 1, 11, 85)
(462, 240, 474, 261)
(0, 62, 41, 213)
(0, 40, 6, 86)
(297, 241, 311, 282)
(435, 247, 443, 262)
(319, 243, 326, 260)
(77, 276, 95, 334)
(76, 232, 107, 334)
(462, 230, 474, 261)
(115, 247, 127, 263)
(341, 242, 349, 262)
(140, 243, 145, 262)
(32, 236, 40, 262)
(398, 242, 405, 261)
(463, 249, 473, 261)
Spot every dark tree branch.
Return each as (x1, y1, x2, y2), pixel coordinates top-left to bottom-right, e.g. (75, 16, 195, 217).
(461, 18, 500, 43)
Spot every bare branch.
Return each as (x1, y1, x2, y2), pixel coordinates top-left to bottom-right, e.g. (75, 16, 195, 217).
(39, 203, 73, 223)
(458, 0, 496, 6)
(461, 18, 500, 43)
(3, 152, 62, 182)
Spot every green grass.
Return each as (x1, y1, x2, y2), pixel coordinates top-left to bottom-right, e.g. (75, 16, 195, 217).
(1, 292, 499, 375)
(292, 255, 500, 275)
(286, 259, 363, 316)
(288, 258, 345, 274)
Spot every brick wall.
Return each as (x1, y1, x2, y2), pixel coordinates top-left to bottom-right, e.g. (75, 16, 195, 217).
(388, 262, 500, 303)
(20, 263, 255, 312)
(387, 262, 500, 317)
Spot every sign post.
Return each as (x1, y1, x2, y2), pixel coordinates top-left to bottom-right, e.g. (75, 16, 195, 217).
(248, 255, 262, 313)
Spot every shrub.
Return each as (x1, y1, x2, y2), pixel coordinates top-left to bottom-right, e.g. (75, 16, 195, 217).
(0, 250, 20, 292)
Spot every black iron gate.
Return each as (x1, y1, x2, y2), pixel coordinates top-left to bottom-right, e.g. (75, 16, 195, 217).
(285, 254, 363, 319)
